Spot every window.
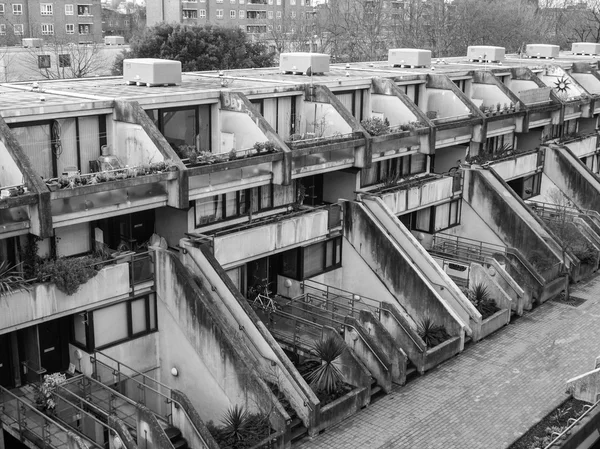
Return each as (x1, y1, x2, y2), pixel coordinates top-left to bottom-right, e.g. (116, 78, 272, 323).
(199, 8, 206, 17)
(267, 10, 272, 18)
(78, 23, 90, 34)
(182, 8, 197, 18)
(77, 4, 91, 15)
(66, 23, 74, 33)
(41, 23, 54, 35)
(507, 172, 542, 200)
(268, 0, 272, 4)
(40, 3, 53, 14)
(290, 0, 296, 4)
(361, 153, 427, 187)
(13, 23, 23, 34)
(276, 0, 281, 4)
(216, 0, 223, 3)
(276, 10, 281, 18)
(291, 10, 295, 17)
(239, 0, 244, 3)
(194, 185, 273, 226)
(38, 54, 51, 69)
(247, 25, 266, 33)
(12, 3, 21, 14)
(276, 24, 281, 31)
(239, 9, 244, 18)
(302, 237, 342, 279)
(0, 24, 4, 34)
(59, 54, 70, 67)
(401, 199, 462, 233)
(230, 9, 236, 17)
(216, 8, 223, 17)
(72, 294, 158, 351)
(0, 4, 4, 14)
(230, 0, 235, 3)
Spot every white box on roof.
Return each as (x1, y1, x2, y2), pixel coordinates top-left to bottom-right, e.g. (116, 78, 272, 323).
(123, 58, 182, 86)
(105, 36, 125, 45)
(280, 53, 330, 74)
(388, 49, 431, 67)
(467, 46, 505, 62)
(22, 38, 42, 48)
(526, 44, 559, 58)
(572, 42, 600, 55)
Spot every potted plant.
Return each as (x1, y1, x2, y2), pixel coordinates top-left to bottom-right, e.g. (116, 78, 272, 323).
(34, 372, 67, 414)
(360, 117, 390, 136)
(425, 110, 438, 120)
(417, 317, 451, 349)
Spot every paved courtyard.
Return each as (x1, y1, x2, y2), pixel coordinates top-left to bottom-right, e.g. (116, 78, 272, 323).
(297, 275, 600, 449)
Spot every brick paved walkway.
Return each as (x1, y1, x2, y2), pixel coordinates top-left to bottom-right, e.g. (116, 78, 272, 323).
(297, 275, 600, 449)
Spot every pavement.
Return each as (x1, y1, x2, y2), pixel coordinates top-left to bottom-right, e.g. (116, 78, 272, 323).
(296, 275, 600, 449)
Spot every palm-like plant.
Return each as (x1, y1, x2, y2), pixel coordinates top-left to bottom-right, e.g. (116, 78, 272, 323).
(0, 261, 30, 297)
(221, 405, 249, 442)
(306, 336, 346, 393)
(417, 317, 451, 348)
(469, 282, 498, 319)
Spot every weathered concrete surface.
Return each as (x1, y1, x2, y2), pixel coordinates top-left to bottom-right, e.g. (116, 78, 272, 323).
(297, 274, 600, 449)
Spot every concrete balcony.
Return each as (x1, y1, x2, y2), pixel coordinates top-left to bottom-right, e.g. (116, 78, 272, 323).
(193, 205, 341, 268)
(561, 133, 599, 159)
(0, 262, 132, 333)
(360, 173, 462, 215)
(0, 189, 34, 237)
(488, 150, 543, 181)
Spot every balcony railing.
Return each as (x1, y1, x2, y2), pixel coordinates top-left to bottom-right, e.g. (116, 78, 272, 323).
(0, 188, 34, 235)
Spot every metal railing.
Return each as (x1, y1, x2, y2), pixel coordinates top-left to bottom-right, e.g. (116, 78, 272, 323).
(0, 385, 102, 449)
(285, 131, 363, 147)
(359, 170, 463, 197)
(300, 280, 424, 351)
(543, 397, 600, 449)
(90, 351, 212, 448)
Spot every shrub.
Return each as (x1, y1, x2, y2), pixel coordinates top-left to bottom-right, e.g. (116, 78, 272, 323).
(469, 282, 500, 319)
(207, 405, 271, 449)
(0, 261, 30, 297)
(417, 317, 451, 348)
(361, 117, 390, 136)
(528, 249, 556, 273)
(305, 336, 346, 393)
(38, 255, 103, 296)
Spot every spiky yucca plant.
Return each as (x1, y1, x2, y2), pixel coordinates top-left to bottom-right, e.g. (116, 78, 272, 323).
(417, 317, 451, 349)
(0, 261, 30, 297)
(306, 336, 346, 393)
(221, 405, 249, 442)
(469, 282, 498, 319)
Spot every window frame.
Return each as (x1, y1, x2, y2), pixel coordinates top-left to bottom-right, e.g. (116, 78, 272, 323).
(404, 199, 462, 234)
(65, 23, 74, 33)
(298, 236, 343, 280)
(0, 24, 5, 35)
(41, 23, 54, 35)
(0, 4, 5, 15)
(216, 8, 223, 18)
(230, 9, 236, 17)
(40, 3, 53, 15)
(65, 4, 74, 15)
(13, 23, 23, 34)
(71, 294, 158, 352)
(12, 3, 22, 14)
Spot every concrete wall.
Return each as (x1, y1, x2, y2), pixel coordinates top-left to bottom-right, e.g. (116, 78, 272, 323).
(425, 89, 470, 119)
(213, 209, 329, 267)
(154, 249, 288, 431)
(181, 241, 318, 430)
(471, 84, 512, 108)
(490, 153, 539, 181)
(220, 110, 268, 152)
(463, 169, 562, 270)
(322, 170, 357, 204)
(378, 177, 454, 214)
(0, 139, 23, 187)
(171, 390, 220, 449)
(344, 201, 465, 340)
(113, 121, 165, 167)
(565, 135, 598, 159)
(544, 145, 600, 214)
(371, 94, 418, 126)
(486, 258, 525, 315)
(0, 263, 130, 334)
(136, 405, 174, 449)
(469, 263, 513, 313)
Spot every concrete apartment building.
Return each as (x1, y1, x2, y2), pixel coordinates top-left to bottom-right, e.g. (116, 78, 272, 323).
(0, 0, 102, 44)
(147, 0, 313, 39)
(2, 43, 600, 448)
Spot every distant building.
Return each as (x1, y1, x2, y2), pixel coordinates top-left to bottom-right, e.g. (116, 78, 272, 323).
(102, 4, 145, 41)
(0, 0, 103, 44)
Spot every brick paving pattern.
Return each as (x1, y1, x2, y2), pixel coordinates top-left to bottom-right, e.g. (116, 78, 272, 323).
(296, 275, 600, 449)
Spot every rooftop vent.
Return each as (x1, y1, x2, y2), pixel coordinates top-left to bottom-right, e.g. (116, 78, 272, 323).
(388, 49, 431, 68)
(526, 44, 559, 59)
(22, 38, 42, 48)
(467, 46, 505, 63)
(280, 52, 329, 75)
(572, 42, 600, 56)
(123, 58, 182, 87)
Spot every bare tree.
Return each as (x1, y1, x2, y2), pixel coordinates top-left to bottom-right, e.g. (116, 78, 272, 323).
(24, 39, 108, 79)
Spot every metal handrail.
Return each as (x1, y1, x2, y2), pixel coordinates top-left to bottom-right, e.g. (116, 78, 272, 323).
(543, 398, 600, 449)
(272, 307, 389, 373)
(0, 385, 102, 449)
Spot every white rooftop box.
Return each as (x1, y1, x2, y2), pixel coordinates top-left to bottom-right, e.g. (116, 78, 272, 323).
(280, 53, 329, 75)
(467, 46, 505, 62)
(22, 38, 42, 48)
(123, 58, 182, 86)
(526, 44, 559, 59)
(572, 42, 600, 55)
(388, 49, 431, 67)
(105, 36, 125, 45)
